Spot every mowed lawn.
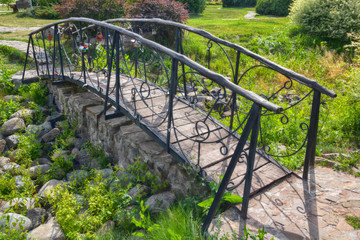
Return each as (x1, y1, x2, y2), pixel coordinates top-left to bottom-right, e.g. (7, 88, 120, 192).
(188, 5, 289, 39)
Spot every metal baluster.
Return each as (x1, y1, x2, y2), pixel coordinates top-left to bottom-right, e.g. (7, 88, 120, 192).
(177, 28, 187, 97)
(303, 90, 321, 179)
(52, 25, 57, 83)
(104, 32, 117, 116)
(40, 30, 50, 77)
(202, 103, 261, 234)
(240, 110, 261, 218)
(229, 51, 241, 131)
(115, 32, 120, 111)
(79, 22, 86, 84)
(21, 36, 31, 83)
(166, 57, 179, 152)
(30, 35, 39, 76)
(56, 26, 65, 82)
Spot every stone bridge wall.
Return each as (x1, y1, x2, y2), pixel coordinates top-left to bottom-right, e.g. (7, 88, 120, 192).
(47, 81, 196, 196)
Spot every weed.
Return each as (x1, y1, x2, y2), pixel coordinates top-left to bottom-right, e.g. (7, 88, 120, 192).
(83, 141, 110, 169)
(345, 215, 360, 230)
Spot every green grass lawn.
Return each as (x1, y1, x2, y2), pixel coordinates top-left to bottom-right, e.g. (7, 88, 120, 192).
(188, 5, 288, 39)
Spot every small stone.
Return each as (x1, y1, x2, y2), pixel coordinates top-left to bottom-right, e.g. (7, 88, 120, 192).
(46, 112, 65, 125)
(71, 147, 80, 157)
(322, 153, 351, 160)
(29, 164, 51, 178)
(27, 217, 65, 240)
(8, 149, 22, 162)
(38, 180, 65, 198)
(41, 128, 60, 143)
(145, 191, 176, 213)
(1, 197, 36, 211)
(31, 158, 51, 167)
(26, 122, 52, 137)
(0, 139, 6, 154)
(26, 208, 48, 229)
(0, 157, 10, 168)
(1, 117, 26, 136)
(9, 109, 34, 119)
(0, 213, 32, 232)
(5, 134, 20, 149)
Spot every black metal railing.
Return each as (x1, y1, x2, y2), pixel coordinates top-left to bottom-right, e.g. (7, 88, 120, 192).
(22, 17, 335, 234)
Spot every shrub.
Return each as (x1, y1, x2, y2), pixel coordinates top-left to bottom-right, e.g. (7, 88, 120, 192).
(178, 0, 206, 14)
(35, 6, 60, 19)
(38, 0, 60, 7)
(127, 0, 189, 23)
(290, 0, 360, 40)
(55, 0, 126, 20)
(222, 0, 257, 7)
(256, 0, 293, 17)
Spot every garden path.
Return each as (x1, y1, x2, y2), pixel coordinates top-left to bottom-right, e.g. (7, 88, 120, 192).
(244, 11, 256, 19)
(0, 26, 39, 33)
(209, 166, 360, 239)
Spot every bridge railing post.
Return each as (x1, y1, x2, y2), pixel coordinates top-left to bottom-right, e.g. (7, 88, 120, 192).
(52, 24, 57, 83)
(30, 35, 39, 77)
(201, 103, 262, 234)
(55, 25, 65, 82)
(104, 31, 117, 116)
(21, 36, 31, 83)
(79, 22, 86, 84)
(303, 90, 321, 180)
(229, 50, 241, 131)
(175, 27, 187, 98)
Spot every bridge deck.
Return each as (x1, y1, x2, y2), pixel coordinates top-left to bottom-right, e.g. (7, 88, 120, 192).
(50, 71, 292, 198)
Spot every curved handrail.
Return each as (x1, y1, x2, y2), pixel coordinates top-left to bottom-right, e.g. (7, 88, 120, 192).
(29, 17, 282, 113)
(104, 18, 337, 98)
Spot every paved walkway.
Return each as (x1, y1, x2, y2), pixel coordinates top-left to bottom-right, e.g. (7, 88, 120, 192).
(0, 26, 39, 33)
(209, 166, 360, 239)
(244, 11, 256, 19)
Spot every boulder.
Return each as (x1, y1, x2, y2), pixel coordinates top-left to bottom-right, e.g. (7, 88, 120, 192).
(128, 185, 151, 203)
(1, 197, 36, 211)
(0, 157, 10, 168)
(9, 109, 35, 119)
(0, 139, 6, 154)
(31, 158, 52, 167)
(26, 208, 48, 229)
(96, 220, 115, 235)
(98, 168, 113, 179)
(29, 164, 51, 178)
(27, 217, 65, 240)
(5, 134, 20, 149)
(3, 162, 20, 172)
(41, 128, 60, 143)
(14, 175, 25, 188)
(1, 117, 25, 136)
(26, 122, 52, 137)
(3, 95, 22, 102)
(145, 191, 176, 213)
(0, 213, 32, 232)
(38, 180, 65, 199)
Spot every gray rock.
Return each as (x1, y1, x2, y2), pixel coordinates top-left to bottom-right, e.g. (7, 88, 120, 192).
(74, 194, 85, 206)
(26, 208, 48, 229)
(27, 217, 65, 240)
(14, 175, 25, 188)
(1, 117, 26, 136)
(51, 150, 69, 160)
(38, 180, 65, 199)
(29, 164, 51, 178)
(8, 149, 22, 162)
(0, 213, 32, 232)
(0, 132, 4, 140)
(31, 158, 52, 167)
(41, 128, 60, 143)
(99, 168, 113, 179)
(46, 112, 65, 125)
(5, 134, 20, 149)
(26, 122, 52, 137)
(66, 170, 89, 183)
(1, 197, 36, 211)
(9, 109, 35, 119)
(145, 191, 176, 213)
(116, 171, 136, 187)
(0, 139, 6, 154)
(3, 95, 22, 102)
(75, 149, 92, 170)
(3, 162, 20, 172)
(0, 157, 10, 168)
(128, 185, 151, 203)
(96, 220, 115, 235)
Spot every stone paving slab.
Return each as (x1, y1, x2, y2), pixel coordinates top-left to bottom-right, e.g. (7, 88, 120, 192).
(209, 166, 360, 239)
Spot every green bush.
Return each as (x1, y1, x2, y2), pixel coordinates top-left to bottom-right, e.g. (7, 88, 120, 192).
(256, 0, 293, 17)
(290, 0, 360, 40)
(178, 0, 206, 14)
(222, 0, 256, 7)
(35, 6, 60, 19)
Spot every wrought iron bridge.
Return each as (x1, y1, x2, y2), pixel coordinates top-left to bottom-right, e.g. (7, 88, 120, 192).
(21, 18, 336, 234)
